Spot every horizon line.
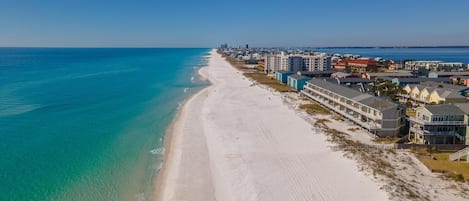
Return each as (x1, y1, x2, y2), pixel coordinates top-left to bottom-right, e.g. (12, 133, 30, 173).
(1, 45, 469, 49)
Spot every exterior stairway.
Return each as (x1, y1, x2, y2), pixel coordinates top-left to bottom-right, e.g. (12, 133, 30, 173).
(449, 146, 469, 162)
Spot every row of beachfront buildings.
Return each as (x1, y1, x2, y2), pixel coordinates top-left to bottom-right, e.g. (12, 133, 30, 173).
(219, 46, 469, 145)
(264, 52, 469, 74)
(273, 68, 469, 146)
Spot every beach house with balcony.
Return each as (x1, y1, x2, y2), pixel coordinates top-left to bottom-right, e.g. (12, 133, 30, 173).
(408, 104, 466, 144)
(301, 79, 405, 137)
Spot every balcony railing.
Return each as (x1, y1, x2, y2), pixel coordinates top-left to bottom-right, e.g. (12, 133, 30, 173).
(408, 117, 465, 126)
(410, 127, 465, 141)
(301, 91, 381, 130)
(303, 86, 381, 120)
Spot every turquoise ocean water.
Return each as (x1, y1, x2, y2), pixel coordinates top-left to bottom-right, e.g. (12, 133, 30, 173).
(0, 48, 210, 201)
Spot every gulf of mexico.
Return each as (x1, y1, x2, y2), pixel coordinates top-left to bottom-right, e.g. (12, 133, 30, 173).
(0, 48, 210, 201)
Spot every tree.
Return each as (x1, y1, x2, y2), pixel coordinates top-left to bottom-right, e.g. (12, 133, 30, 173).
(371, 78, 405, 102)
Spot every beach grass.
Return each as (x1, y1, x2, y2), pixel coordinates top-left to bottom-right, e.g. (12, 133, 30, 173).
(372, 137, 401, 144)
(243, 72, 294, 92)
(299, 103, 331, 115)
(220, 53, 294, 92)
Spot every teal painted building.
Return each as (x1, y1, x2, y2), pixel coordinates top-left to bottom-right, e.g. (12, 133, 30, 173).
(275, 71, 294, 83)
(287, 75, 310, 90)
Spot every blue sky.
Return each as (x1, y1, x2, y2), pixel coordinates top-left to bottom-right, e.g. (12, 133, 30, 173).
(1, 0, 469, 47)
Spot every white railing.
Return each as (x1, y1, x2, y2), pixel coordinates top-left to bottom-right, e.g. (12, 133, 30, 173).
(302, 86, 381, 121)
(449, 146, 469, 162)
(301, 91, 381, 130)
(408, 117, 465, 126)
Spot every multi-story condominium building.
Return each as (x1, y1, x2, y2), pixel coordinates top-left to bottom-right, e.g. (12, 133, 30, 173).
(301, 79, 406, 137)
(399, 82, 468, 105)
(265, 53, 289, 73)
(404, 61, 441, 71)
(303, 55, 332, 72)
(408, 104, 466, 144)
(265, 53, 332, 73)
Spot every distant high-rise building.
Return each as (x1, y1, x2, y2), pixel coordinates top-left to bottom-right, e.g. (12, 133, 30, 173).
(245, 44, 249, 49)
(219, 43, 228, 50)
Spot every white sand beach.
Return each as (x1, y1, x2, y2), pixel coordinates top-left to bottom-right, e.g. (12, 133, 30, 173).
(155, 49, 389, 201)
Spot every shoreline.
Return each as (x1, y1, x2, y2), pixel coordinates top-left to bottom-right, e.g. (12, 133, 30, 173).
(153, 53, 214, 201)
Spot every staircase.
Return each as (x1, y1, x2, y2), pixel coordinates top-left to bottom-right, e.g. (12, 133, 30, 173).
(449, 146, 469, 162)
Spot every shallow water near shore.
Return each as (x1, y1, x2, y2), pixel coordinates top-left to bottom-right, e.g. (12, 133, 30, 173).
(0, 48, 210, 201)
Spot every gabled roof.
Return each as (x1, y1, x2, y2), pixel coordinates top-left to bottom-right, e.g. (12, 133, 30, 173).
(407, 81, 468, 99)
(424, 104, 465, 115)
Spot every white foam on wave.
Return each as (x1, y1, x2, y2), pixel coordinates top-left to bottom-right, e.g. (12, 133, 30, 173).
(135, 193, 145, 201)
(183, 88, 189, 93)
(150, 147, 165, 155)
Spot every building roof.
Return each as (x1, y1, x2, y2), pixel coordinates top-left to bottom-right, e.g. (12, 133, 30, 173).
(419, 81, 468, 91)
(298, 71, 333, 76)
(395, 77, 450, 83)
(276, 70, 293, 74)
(424, 104, 465, 115)
(288, 74, 310, 80)
(408, 82, 467, 99)
(381, 77, 451, 85)
(331, 72, 351, 77)
(367, 72, 414, 77)
(306, 78, 396, 111)
(326, 77, 372, 84)
(431, 72, 469, 76)
(454, 103, 469, 114)
(449, 76, 469, 79)
(347, 59, 377, 65)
